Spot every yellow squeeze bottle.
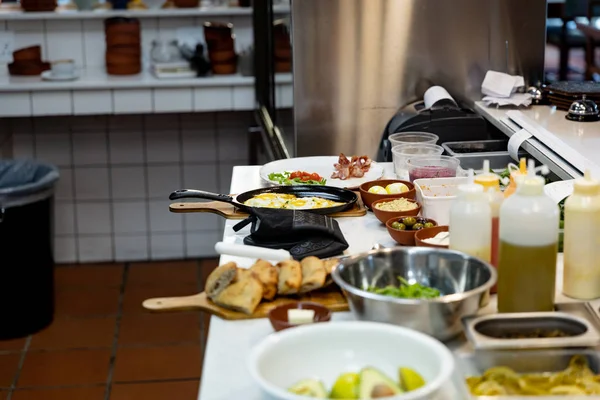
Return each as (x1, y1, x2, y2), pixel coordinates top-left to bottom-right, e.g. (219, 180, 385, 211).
(563, 170, 600, 299)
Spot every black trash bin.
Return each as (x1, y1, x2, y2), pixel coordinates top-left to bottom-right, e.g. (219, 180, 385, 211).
(0, 160, 59, 339)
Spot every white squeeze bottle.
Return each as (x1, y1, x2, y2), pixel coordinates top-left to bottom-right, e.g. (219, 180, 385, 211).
(449, 169, 492, 262)
(563, 170, 600, 299)
(497, 159, 559, 313)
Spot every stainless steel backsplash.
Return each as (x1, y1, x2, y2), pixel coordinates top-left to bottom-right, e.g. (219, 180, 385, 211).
(291, 0, 546, 157)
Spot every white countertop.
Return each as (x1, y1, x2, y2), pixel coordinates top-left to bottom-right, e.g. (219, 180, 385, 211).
(475, 102, 600, 180)
(198, 163, 574, 400)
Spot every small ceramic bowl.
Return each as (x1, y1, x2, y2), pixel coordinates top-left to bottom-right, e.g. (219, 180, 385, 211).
(359, 179, 415, 209)
(370, 198, 421, 224)
(415, 225, 449, 249)
(385, 216, 438, 246)
(268, 302, 331, 332)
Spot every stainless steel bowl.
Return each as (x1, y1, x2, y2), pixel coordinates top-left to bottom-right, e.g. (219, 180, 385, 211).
(332, 246, 496, 342)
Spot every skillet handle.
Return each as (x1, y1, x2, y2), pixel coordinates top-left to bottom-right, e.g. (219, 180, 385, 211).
(169, 189, 234, 203)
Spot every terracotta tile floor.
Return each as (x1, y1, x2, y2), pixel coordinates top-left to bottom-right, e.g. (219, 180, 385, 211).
(0, 258, 218, 400)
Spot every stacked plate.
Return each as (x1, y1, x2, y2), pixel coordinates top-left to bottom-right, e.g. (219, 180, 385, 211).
(104, 17, 142, 76)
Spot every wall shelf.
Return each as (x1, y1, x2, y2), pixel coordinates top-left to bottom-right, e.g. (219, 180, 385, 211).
(0, 4, 290, 20)
(0, 69, 292, 91)
(0, 70, 293, 116)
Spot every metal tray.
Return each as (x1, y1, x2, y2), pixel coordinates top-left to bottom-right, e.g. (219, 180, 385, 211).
(463, 311, 600, 350)
(442, 140, 527, 170)
(455, 348, 600, 399)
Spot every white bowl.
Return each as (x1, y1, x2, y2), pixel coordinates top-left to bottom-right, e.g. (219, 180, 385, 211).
(248, 321, 456, 400)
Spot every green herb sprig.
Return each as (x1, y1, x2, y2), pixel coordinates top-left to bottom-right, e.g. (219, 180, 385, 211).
(367, 277, 441, 299)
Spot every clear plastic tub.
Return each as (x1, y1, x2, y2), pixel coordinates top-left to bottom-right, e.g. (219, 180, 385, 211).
(413, 177, 468, 225)
(407, 155, 460, 182)
(392, 143, 444, 180)
(388, 132, 439, 148)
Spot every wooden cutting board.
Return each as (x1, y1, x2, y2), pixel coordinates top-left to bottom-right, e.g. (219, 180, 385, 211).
(142, 286, 349, 320)
(169, 195, 367, 219)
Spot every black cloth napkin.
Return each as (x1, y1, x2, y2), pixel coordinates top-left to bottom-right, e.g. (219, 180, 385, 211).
(232, 208, 348, 260)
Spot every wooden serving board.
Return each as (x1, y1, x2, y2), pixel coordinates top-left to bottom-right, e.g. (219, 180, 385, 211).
(142, 286, 349, 320)
(169, 195, 367, 219)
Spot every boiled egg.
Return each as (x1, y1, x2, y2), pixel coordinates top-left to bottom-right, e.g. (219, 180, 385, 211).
(368, 185, 387, 194)
(386, 183, 409, 194)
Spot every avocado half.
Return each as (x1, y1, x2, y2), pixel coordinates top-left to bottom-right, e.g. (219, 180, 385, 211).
(359, 367, 404, 399)
(288, 378, 328, 398)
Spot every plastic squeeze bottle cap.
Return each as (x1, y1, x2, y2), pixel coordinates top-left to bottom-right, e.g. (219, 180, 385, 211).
(573, 170, 600, 195)
(458, 169, 485, 199)
(474, 160, 501, 191)
(516, 159, 545, 196)
(504, 158, 527, 198)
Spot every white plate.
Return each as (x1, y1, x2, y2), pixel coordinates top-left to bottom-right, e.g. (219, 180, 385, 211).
(544, 180, 574, 204)
(260, 156, 384, 188)
(41, 70, 80, 81)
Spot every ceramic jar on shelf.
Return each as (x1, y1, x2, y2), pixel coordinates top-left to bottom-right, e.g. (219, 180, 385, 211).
(104, 17, 141, 75)
(203, 22, 237, 75)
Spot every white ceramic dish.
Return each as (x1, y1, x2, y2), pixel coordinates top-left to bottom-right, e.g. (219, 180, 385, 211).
(260, 156, 384, 189)
(248, 321, 458, 400)
(41, 70, 79, 81)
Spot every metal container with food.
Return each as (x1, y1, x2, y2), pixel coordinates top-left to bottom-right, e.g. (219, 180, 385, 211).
(442, 140, 527, 170)
(456, 348, 600, 398)
(331, 247, 496, 342)
(462, 311, 600, 350)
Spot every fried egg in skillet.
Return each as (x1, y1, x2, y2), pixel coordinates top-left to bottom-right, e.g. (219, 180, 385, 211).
(243, 193, 344, 210)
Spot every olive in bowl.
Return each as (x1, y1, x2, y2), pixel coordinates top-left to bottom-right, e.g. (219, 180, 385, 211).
(359, 179, 415, 209)
(386, 216, 437, 246)
(371, 197, 421, 224)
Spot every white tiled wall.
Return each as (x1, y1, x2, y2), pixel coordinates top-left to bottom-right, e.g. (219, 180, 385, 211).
(2, 112, 253, 263)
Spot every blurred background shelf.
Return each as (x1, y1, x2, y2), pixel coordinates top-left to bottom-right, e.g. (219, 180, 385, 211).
(0, 4, 290, 19)
(0, 69, 292, 91)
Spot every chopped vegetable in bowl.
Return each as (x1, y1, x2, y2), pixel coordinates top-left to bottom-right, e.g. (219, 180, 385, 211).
(268, 171, 326, 185)
(367, 277, 441, 299)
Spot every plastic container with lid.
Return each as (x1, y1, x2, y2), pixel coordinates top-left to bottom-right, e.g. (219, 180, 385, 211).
(563, 170, 600, 299)
(449, 169, 492, 262)
(497, 159, 559, 313)
(391, 143, 444, 180)
(406, 155, 460, 182)
(475, 160, 504, 294)
(388, 132, 439, 148)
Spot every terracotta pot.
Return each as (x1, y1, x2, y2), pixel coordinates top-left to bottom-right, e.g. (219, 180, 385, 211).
(106, 45, 142, 56)
(274, 47, 291, 60)
(104, 17, 140, 28)
(212, 63, 237, 75)
(105, 52, 141, 65)
(206, 37, 235, 52)
(173, 0, 198, 8)
(275, 61, 291, 73)
(8, 61, 50, 76)
(106, 63, 141, 75)
(208, 50, 236, 63)
(105, 23, 141, 36)
(105, 35, 141, 46)
(13, 46, 42, 62)
(203, 22, 233, 42)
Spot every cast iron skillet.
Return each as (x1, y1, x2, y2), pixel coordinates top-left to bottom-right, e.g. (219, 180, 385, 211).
(169, 185, 358, 215)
